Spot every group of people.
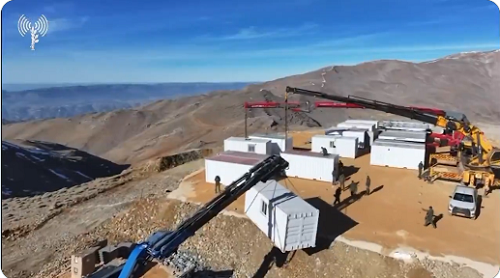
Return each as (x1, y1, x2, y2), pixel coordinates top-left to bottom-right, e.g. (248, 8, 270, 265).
(331, 160, 372, 206)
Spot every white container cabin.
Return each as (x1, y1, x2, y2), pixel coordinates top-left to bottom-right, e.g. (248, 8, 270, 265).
(324, 127, 369, 148)
(380, 120, 433, 132)
(343, 119, 380, 129)
(244, 179, 319, 252)
(370, 139, 426, 170)
(280, 150, 339, 182)
(378, 130, 428, 143)
(205, 151, 269, 185)
(311, 135, 358, 158)
(223, 137, 272, 155)
(336, 122, 376, 144)
(249, 133, 293, 155)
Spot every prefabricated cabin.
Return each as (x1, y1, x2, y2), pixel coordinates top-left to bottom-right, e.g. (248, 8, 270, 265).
(370, 139, 426, 170)
(244, 179, 319, 252)
(249, 133, 293, 155)
(311, 135, 358, 158)
(324, 127, 370, 148)
(378, 130, 428, 144)
(379, 120, 434, 132)
(280, 150, 340, 182)
(343, 119, 380, 129)
(205, 151, 269, 185)
(336, 122, 376, 144)
(223, 137, 272, 155)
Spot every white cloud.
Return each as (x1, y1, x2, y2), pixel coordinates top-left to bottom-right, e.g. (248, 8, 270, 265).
(201, 23, 318, 41)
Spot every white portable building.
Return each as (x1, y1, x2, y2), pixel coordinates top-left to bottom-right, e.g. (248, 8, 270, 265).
(336, 122, 376, 144)
(380, 120, 433, 132)
(223, 137, 272, 155)
(343, 119, 380, 129)
(244, 179, 319, 252)
(249, 133, 293, 155)
(324, 128, 369, 148)
(311, 135, 358, 158)
(205, 151, 269, 185)
(280, 150, 339, 182)
(370, 139, 426, 170)
(378, 130, 428, 143)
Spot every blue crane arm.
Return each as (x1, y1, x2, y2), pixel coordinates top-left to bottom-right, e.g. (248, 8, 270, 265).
(117, 244, 148, 278)
(116, 154, 289, 278)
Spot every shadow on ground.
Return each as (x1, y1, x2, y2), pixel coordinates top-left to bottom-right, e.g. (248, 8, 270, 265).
(251, 246, 292, 278)
(342, 166, 360, 179)
(303, 197, 358, 255)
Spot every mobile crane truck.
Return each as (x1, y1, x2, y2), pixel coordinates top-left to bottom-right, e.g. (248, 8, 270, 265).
(81, 155, 289, 278)
(285, 86, 500, 193)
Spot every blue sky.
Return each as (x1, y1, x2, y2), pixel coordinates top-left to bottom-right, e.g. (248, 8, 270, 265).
(2, 0, 499, 83)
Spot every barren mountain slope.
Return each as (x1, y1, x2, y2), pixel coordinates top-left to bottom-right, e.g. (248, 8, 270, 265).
(3, 51, 499, 164)
(1, 140, 128, 198)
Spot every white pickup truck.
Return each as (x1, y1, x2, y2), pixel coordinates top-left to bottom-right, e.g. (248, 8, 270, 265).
(448, 185, 479, 220)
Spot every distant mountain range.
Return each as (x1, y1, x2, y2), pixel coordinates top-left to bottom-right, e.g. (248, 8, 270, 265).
(1, 82, 253, 121)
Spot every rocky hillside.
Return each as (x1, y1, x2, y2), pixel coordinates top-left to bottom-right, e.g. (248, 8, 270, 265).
(2, 50, 499, 165)
(1, 140, 128, 198)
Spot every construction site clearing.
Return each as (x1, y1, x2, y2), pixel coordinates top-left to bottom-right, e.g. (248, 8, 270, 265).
(66, 115, 500, 278)
(164, 130, 500, 274)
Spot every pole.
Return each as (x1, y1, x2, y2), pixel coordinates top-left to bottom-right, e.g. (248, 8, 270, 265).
(245, 106, 248, 138)
(284, 92, 288, 148)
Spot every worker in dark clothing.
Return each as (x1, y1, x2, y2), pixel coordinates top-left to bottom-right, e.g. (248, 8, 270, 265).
(365, 175, 371, 195)
(338, 173, 346, 190)
(338, 160, 344, 175)
(418, 161, 424, 179)
(423, 206, 436, 228)
(214, 175, 221, 194)
(332, 170, 338, 185)
(321, 147, 328, 156)
(333, 186, 342, 205)
(349, 181, 358, 198)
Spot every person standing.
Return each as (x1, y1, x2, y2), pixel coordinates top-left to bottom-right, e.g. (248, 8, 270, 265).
(418, 161, 424, 179)
(333, 186, 342, 205)
(349, 180, 358, 198)
(423, 206, 436, 228)
(365, 175, 371, 195)
(338, 173, 346, 190)
(332, 170, 338, 185)
(215, 175, 221, 194)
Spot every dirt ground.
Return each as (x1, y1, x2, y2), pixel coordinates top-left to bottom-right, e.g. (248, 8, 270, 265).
(171, 133, 500, 267)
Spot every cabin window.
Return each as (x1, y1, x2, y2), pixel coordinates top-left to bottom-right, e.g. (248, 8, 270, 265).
(261, 200, 268, 215)
(329, 141, 336, 148)
(248, 144, 256, 152)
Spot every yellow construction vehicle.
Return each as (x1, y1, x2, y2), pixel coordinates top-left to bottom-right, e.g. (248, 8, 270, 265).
(285, 87, 500, 193)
